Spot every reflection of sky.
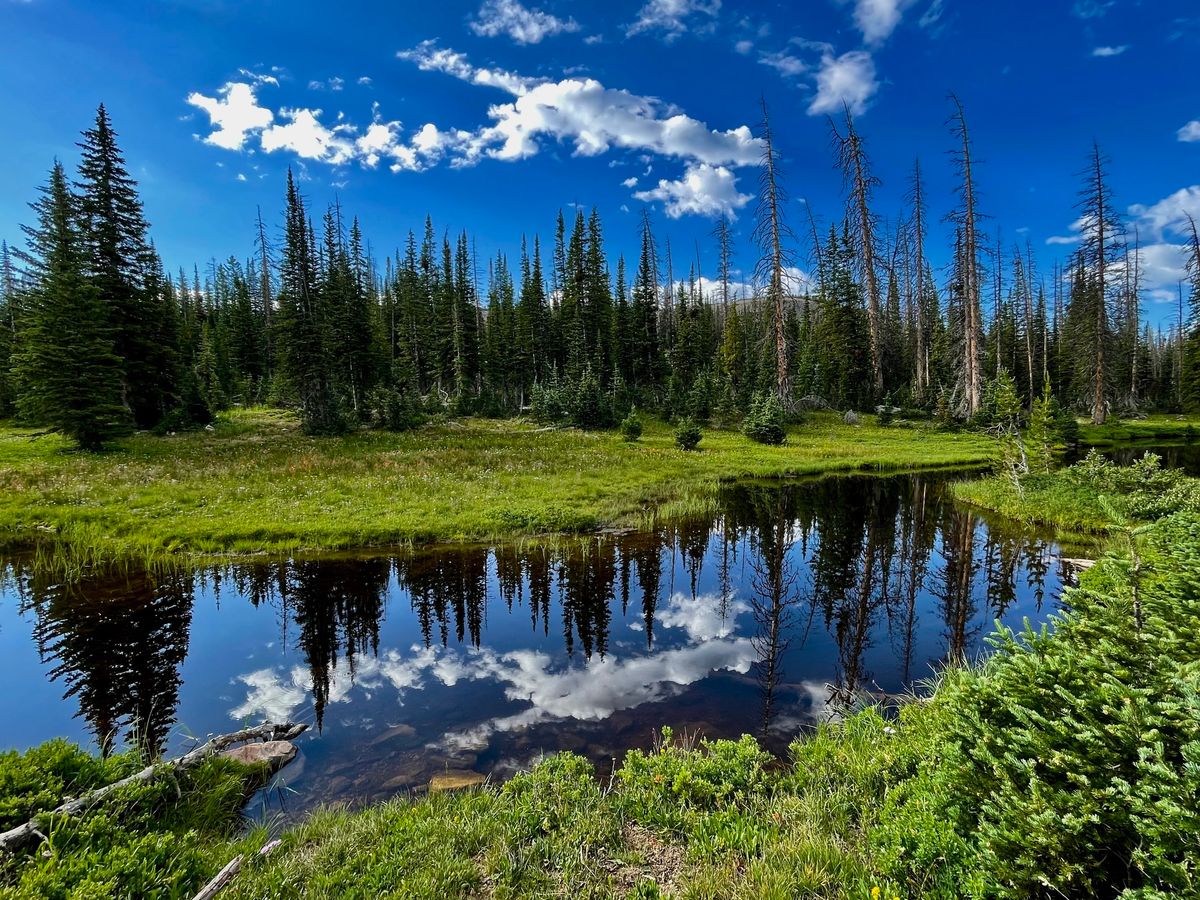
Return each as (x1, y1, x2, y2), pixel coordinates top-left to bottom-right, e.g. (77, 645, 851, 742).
(0, 479, 1067, 797)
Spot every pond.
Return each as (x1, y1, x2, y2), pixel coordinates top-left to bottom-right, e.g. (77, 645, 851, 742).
(0, 472, 1070, 814)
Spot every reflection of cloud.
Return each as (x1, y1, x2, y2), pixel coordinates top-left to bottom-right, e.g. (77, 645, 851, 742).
(657, 591, 746, 641)
(436, 637, 755, 751)
(233, 620, 755, 754)
(765, 680, 837, 733)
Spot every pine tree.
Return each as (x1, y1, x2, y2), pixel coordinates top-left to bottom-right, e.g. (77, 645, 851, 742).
(276, 171, 343, 434)
(13, 162, 128, 449)
(75, 104, 177, 427)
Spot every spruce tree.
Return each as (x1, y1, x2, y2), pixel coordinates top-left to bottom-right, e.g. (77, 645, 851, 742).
(75, 105, 176, 427)
(14, 162, 128, 449)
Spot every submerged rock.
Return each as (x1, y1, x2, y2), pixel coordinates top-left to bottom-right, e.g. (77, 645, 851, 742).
(429, 770, 486, 792)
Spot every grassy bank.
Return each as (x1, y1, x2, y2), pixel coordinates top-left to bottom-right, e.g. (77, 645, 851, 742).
(5, 511, 1198, 898)
(0, 408, 996, 570)
(954, 449, 1200, 533)
(1075, 414, 1199, 447)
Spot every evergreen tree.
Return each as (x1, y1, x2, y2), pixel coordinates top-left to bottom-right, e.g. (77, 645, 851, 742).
(13, 162, 128, 449)
(75, 104, 177, 427)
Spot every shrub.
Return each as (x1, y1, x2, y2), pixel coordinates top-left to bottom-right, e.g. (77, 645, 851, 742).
(742, 392, 786, 445)
(366, 386, 422, 432)
(674, 418, 702, 451)
(620, 410, 643, 442)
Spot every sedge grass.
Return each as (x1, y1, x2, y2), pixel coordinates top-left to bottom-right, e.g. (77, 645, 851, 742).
(0, 408, 998, 571)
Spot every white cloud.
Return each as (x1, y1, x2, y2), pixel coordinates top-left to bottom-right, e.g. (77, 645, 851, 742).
(470, 0, 581, 44)
(1091, 44, 1128, 56)
(633, 162, 752, 219)
(734, 38, 754, 54)
(186, 82, 274, 150)
(189, 49, 761, 214)
(622, 176, 639, 187)
(1178, 120, 1200, 143)
(918, 0, 945, 30)
(626, 0, 721, 41)
(1128, 186, 1200, 242)
(759, 49, 807, 78)
(307, 76, 346, 91)
(237, 68, 279, 87)
(807, 51, 879, 116)
(850, 0, 915, 46)
(357, 76, 373, 86)
(397, 41, 541, 95)
(261, 108, 355, 163)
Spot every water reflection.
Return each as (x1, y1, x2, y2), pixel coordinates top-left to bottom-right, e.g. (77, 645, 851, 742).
(0, 472, 1067, 809)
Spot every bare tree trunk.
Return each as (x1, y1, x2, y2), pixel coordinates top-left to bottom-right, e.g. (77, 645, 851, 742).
(833, 109, 884, 396)
(755, 99, 793, 404)
(950, 95, 983, 417)
(1089, 144, 1110, 425)
(911, 161, 929, 398)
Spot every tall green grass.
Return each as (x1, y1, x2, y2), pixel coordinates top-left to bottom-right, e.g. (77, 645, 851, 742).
(0, 409, 997, 572)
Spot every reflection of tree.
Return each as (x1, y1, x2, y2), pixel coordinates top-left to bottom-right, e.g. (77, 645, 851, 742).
(558, 539, 615, 659)
(745, 489, 803, 733)
(27, 568, 193, 756)
(282, 558, 388, 731)
(934, 509, 981, 663)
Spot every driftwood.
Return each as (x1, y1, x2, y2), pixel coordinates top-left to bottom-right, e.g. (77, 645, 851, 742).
(190, 839, 283, 900)
(0, 722, 307, 854)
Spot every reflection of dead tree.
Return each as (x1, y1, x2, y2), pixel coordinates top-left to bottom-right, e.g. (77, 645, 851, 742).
(935, 509, 981, 664)
(749, 517, 802, 735)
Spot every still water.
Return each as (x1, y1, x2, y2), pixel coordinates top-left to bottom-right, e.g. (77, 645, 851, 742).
(0, 473, 1069, 811)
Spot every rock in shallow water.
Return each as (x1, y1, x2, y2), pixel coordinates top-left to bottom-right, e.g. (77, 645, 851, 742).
(220, 740, 298, 773)
(429, 770, 486, 792)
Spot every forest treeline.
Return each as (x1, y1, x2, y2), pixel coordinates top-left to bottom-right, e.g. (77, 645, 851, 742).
(2, 101, 1200, 448)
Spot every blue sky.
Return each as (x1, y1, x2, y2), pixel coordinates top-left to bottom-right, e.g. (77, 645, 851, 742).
(2, 0, 1198, 322)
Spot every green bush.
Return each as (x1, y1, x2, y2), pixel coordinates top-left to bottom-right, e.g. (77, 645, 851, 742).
(741, 392, 786, 445)
(674, 418, 702, 451)
(619, 410, 644, 442)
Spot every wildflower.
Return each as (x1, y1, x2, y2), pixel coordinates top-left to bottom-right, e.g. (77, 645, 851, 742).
(872, 887, 881, 900)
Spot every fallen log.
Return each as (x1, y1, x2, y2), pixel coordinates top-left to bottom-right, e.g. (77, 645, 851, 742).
(0, 722, 307, 855)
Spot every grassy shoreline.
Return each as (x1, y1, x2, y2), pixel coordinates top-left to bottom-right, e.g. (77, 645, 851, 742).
(0, 408, 999, 571)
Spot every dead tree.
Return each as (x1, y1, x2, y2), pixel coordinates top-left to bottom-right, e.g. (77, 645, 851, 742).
(908, 160, 930, 398)
(754, 98, 797, 404)
(948, 94, 984, 418)
(831, 107, 885, 396)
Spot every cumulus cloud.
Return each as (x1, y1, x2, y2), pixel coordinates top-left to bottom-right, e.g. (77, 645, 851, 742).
(626, 0, 721, 41)
(1091, 44, 1128, 56)
(850, 0, 916, 46)
(634, 162, 752, 218)
(186, 82, 274, 150)
(734, 38, 754, 54)
(189, 47, 761, 216)
(1178, 120, 1200, 142)
(470, 0, 580, 44)
(1128, 186, 1200, 241)
(807, 50, 879, 116)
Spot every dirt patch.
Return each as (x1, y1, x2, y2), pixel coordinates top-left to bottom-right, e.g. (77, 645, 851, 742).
(607, 822, 686, 896)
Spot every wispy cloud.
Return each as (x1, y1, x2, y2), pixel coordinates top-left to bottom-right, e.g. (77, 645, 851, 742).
(469, 0, 581, 45)
(626, 0, 721, 42)
(1073, 0, 1115, 18)
(1091, 44, 1128, 56)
